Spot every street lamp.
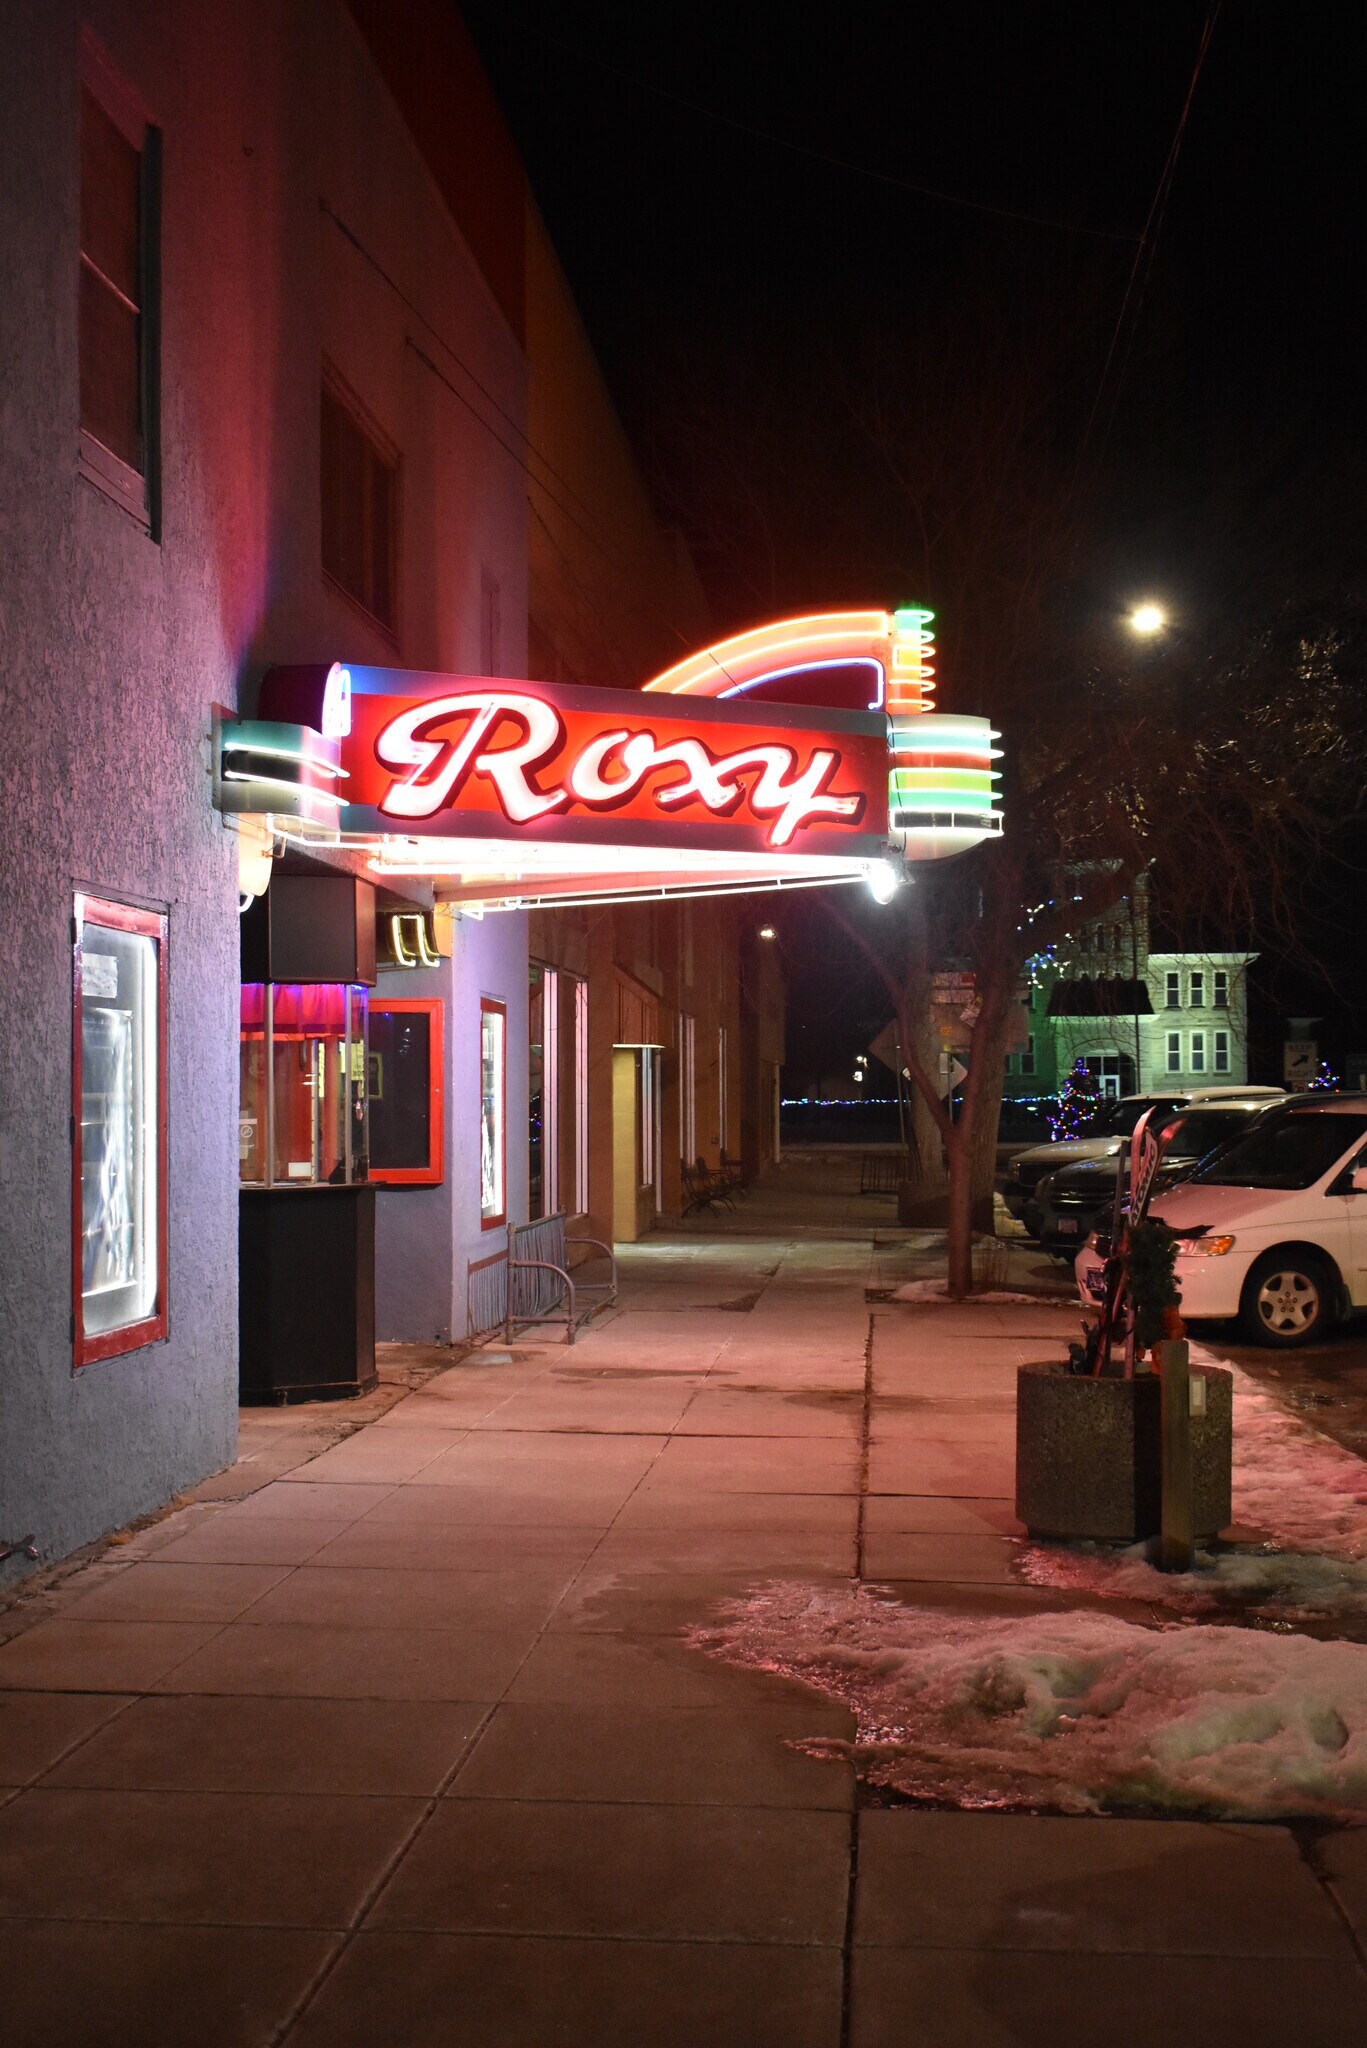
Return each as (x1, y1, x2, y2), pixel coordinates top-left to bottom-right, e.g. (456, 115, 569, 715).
(1128, 603, 1167, 636)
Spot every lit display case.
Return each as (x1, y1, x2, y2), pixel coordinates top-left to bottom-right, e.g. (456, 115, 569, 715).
(239, 984, 368, 1187)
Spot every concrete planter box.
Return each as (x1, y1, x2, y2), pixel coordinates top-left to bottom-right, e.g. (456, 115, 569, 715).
(1015, 1361, 1233, 1543)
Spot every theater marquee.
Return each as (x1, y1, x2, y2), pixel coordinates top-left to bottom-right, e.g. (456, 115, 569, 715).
(218, 608, 1002, 910)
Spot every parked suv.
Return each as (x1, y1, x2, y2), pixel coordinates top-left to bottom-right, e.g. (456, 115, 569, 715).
(1077, 1094, 1367, 1346)
(1028, 1101, 1266, 1258)
(1001, 1086, 1284, 1228)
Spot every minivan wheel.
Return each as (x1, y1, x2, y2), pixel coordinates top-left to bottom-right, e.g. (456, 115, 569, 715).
(1239, 1252, 1337, 1347)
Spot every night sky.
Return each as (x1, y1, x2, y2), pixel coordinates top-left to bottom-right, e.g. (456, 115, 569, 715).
(461, 1, 1367, 1084)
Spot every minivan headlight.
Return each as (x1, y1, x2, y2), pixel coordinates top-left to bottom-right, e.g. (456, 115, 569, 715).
(1174, 1234, 1237, 1257)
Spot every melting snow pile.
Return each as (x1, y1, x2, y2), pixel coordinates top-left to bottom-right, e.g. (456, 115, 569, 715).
(890, 1282, 1063, 1306)
(1217, 1348, 1367, 1558)
(689, 1584, 1367, 1820)
(1017, 1344, 1367, 1620)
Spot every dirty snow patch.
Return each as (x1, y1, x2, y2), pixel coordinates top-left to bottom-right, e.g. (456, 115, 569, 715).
(1015, 1539, 1367, 1621)
(890, 1282, 1066, 1305)
(689, 1584, 1367, 1820)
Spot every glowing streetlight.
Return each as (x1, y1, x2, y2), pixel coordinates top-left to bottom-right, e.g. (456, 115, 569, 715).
(1128, 603, 1167, 636)
(758, 922, 777, 941)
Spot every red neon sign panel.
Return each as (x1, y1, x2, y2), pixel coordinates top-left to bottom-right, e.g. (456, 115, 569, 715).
(324, 673, 890, 857)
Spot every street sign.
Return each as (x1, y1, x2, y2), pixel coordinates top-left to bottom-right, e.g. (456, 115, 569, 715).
(867, 1021, 901, 1071)
(1283, 1039, 1317, 1090)
(939, 1056, 968, 1098)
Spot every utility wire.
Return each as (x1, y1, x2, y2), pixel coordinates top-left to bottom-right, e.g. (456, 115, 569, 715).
(484, 11, 1144, 244)
(1081, 3, 1222, 461)
(323, 201, 627, 567)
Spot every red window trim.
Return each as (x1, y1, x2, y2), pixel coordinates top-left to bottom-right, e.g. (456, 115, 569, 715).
(72, 893, 169, 1367)
(480, 996, 507, 1230)
(368, 997, 445, 1187)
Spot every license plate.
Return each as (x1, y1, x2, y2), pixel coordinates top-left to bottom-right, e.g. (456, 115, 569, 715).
(1056, 1218, 1079, 1235)
(1084, 1267, 1105, 1294)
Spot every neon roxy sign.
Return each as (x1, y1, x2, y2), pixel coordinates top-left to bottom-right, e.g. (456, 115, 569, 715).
(366, 688, 867, 849)
(245, 610, 1001, 908)
(267, 670, 892, 862)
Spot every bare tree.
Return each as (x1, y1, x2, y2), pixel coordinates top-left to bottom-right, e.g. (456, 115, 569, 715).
(647, 270, 1367, 1294)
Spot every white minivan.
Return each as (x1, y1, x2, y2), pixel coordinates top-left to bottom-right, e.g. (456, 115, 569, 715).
(1078, 1095, 1367, 1346)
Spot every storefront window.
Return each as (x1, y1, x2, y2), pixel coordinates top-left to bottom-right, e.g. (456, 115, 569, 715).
(572, 974, 588, 1213)
(480, 998, 506, 1226)
(529, 962, 559, 1219)
(368, 998, 443, 1184)
(678, 1012, 696, 1165)
(73, 895, 167, 1364)
(239, 983, 368, 1187)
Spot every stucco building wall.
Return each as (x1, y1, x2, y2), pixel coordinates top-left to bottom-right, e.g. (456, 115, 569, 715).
(0, 0, 528, 1567)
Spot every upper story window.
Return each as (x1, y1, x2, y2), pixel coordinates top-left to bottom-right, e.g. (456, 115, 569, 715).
(321, 372, 398, 635)
(1165, 971, 1181, 1010)
(1189, 971, 1205, 1007)
(79, 42, 160, 531)
(1213, 969, 1229, 1008)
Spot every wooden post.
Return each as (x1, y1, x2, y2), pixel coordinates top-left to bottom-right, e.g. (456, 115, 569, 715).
(1158, 1338, 1193, 1572)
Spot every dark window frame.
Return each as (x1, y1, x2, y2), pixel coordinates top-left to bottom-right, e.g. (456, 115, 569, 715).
(78, 35, 160, 535)
(320, 363, 401, 641)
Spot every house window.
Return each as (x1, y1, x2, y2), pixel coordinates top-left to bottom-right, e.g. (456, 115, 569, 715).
(79, 47, 160, 530)
(1166, 1031, 1182, 1074)
(1190, 1031, 1206, 1074)
(1189, 971, 1205, 1007)
(321, 374, 398, 633)
(73, 895, 167, 1365)
(1213, 970, 1229, 1008)
(368, 999, 443, 1186)
(1021, 1035, 1036, 1076)
(479, 1000, 506, 1226)
(1214, 1029, 1231, 1074)
(1165, 972, 1180, 1010)
(528, 963, 558, 1218)
(679, 1012, 697, 1162)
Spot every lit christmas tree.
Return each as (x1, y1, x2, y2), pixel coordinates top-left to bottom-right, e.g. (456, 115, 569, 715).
(1309, 1060, 1340, 1090)
(1048, 1058, 1101, 1140)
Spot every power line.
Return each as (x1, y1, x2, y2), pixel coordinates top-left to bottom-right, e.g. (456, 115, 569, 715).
(322, 201, 628, 567)
(1081, 3, 1223, 460)
(485, 12, 1145, 244)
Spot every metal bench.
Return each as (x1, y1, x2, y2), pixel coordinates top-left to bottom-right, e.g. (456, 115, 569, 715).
(681, 1158, 725, 1214)
(466, 1211, 617, 1346)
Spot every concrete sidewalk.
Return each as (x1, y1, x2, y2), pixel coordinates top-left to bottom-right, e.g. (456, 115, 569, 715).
(2, 1222, 1365, 2045)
